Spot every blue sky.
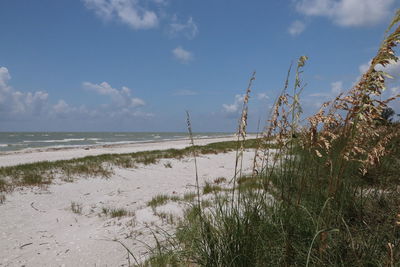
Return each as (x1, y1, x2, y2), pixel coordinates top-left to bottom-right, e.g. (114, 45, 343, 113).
(0, 0, 399, 132)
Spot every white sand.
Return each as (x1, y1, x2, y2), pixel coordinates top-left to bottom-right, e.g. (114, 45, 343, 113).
(0, 136, 250, 167)
(0, 136, 256, 266)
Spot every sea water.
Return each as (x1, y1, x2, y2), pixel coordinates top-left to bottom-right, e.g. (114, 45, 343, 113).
(0, 132, 231, 152)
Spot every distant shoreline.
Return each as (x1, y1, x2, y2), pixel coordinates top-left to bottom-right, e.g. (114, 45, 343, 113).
(0, 132, 234, 153)
(0, 134, 256, 167)
(0, 134, 233, 155)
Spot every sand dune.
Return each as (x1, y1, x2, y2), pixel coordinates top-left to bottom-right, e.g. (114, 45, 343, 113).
(0, 135, 249, 167)
(0, 136, 255, 266)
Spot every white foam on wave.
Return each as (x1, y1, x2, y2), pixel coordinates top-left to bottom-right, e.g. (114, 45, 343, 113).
(23, 138, 86, 143)
(95, 141, 139, 145)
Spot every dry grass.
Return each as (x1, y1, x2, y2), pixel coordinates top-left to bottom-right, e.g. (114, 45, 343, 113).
(144, 10, 400, 266)
(0, 139, 261, 193)
(70, 201, 83, 214)
(102, 207, 133, 218)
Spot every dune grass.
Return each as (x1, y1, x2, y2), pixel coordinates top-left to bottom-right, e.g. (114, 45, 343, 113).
(0, 138, 261, 192)
(102, 207, 133, 218)
(147, 194, 182, 209)
(141, 11, 400, 266)
(147, 194, 171, 208)
(70, 201, 83, 214)
(202, 182, 223, 195)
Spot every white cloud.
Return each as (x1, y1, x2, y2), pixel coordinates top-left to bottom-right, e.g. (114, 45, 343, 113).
(359, 60, 400, 82)
(379, 61, 400, 81)
(0, 67, 11, 89)
(309, 92, 330, 97)
(51, 100, 95, 119)
(0, 67, 49, 117)
(295, 0, 395, 27)
(168, 16, 198, 39)
(83, 81, 145, 107)
(172, 46, 193, 63)
(358, 61, 371, 74)
(151, 0, 167, 4)
(330, 81, 343, 94)
(288, 20, 306, 36)
(0, 66, 151, 125)
(83, 0, 159, 30)
(53, 100, 71, 114)
(257, 93, 269, 100)
(223, 94, 244, 113)
(390, 86, 400, 97)
(309, 80, 343, 97)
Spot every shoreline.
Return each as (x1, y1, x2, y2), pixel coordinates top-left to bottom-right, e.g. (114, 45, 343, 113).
(0, 135, 256, 167)
(0, 133, 233, 155)
(0, 137, 257, 266)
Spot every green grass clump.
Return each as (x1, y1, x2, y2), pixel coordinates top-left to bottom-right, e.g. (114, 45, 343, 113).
(147, 194, 182, 209)
(102, 207, 131, 218)
(70, 201, 83, 214)
(169, 195, 180, 202)
(168, 138, 400, 266)
(0, 179, 6, 191)
(183, 192, 196, 202)
(163, 162, 172, 168)
(147, 194, 170, 208)
(213, 177, 226, 184)
(203, 182, 222, 195)
(0, 138, 263, 192)
(110, 208, 128, 218)
(21, 172, 47, 185)
(142, 12, 400, 265)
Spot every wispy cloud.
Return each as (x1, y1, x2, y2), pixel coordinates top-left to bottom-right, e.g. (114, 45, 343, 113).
(172, 46, 193, 63)
(0, 67, 49, 118)
(222, 94, 244, 114)
(168, 16, 198, 39)
(358, 59, 400, 111)
(359, 59, 400, 82)
(0, 66, 151, 124)
(309, 81, 343, 97)
(83, 81, 145, 107)
(257, 93, 269, 100)
(288, 20, 306, 36)
(83, 0, 159, 30)
(330, 81, 343, 94)
(295, 0, 395, 27)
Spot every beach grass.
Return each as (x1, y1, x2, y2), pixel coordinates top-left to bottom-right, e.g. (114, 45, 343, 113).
(70, 201, 83, 214)
(0, 138, 261, 192)
(202, 182, 223, 195)
(102, 207, 132, 218)
(140, 11, 400, 266)
(147, 194, 181, 209)
(147, 194, 170, 208)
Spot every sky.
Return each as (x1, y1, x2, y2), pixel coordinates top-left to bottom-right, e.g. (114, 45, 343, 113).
(0, 0, 399, 132)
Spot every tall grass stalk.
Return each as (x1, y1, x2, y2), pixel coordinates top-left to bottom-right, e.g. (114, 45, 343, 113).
(145, 9, 400, 266)
(232, 71, 255, 206)
(186, 111, 202, 213)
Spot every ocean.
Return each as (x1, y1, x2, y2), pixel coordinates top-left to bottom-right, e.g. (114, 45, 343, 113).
(0, 132, 231, 152)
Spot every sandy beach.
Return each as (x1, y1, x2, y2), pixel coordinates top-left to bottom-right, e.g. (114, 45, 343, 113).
(0, 135, 249, 167)
(0, 136, 256, 266)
